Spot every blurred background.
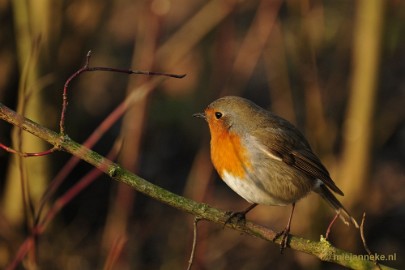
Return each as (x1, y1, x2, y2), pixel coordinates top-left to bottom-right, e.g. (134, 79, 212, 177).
(0, 0, 404, 269)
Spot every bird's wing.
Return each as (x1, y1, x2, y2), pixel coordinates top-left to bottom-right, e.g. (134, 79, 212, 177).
(289, 149, 343, 196)
(251, 123, 344, 196)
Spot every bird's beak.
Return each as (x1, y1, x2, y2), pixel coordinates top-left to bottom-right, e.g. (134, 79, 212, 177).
(193, 112, 206, 120)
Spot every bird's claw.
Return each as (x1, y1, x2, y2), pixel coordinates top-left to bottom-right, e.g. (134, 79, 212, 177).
(223, 211, 247, 228)
(273, 229, 290, 254)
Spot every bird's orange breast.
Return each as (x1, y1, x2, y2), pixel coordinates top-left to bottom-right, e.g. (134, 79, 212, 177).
(209, 125, 251, 179)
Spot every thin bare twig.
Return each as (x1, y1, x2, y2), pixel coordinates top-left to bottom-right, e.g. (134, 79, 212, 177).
(0, 72, 55, 158)
(360, 212, 382, 270)
(187, 217, 201, 270)
(59, 50, 186, 134)
(0, 143, 58, 157)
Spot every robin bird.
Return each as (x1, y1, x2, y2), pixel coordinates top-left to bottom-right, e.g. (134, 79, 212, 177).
(194, 96, 358, 251)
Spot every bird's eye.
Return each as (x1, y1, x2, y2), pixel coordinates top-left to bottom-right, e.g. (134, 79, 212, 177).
(215, 112, 223, 119)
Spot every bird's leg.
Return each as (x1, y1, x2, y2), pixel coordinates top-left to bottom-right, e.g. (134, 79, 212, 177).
(274, 203, 295, 253)
(224, 203, 258, 227)
(325, 210, 340, 240)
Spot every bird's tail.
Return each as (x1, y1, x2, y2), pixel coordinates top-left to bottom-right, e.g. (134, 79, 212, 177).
(315, 184, 359, 228)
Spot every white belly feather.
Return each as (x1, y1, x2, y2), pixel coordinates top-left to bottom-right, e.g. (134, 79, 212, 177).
(222, 170, 288, 206)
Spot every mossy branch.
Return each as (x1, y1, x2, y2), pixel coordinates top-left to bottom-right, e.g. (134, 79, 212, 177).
(0, 102, 395, 270)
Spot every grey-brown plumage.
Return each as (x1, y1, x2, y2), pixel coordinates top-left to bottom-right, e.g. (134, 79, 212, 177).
(199, 96, 358, 228)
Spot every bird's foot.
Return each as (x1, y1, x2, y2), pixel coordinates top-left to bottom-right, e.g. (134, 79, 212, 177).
(325, 211, 340, 240)
(224, 211, 247, 227)
(273, 228, 290, 254)
(223, 204, 257, 228)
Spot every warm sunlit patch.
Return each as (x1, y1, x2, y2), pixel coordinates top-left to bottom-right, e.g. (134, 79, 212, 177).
(205, 108, 251, 179)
